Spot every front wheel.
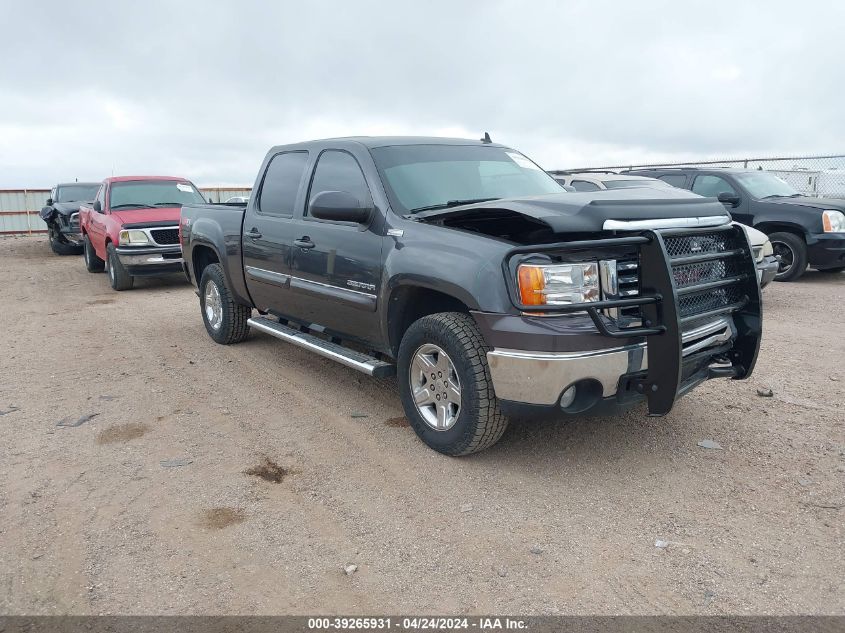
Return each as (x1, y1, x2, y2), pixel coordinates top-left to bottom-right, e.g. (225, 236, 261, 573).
(397, 312, 507, 456)
(769, 232, 808, 282)
(83, 234, 105, 272)
(49, 227, 83, 255)
(199, 263, 251, 344)
(106, 243, 134, 291)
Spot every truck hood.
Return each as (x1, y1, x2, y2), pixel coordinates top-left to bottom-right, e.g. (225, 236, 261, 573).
(413, 188, 731, 233)
(761, 195, 845, 212)
(110, 207, 182, 226)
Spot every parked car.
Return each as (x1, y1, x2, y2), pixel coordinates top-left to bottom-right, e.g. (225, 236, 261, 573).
(549, 171, 674, 192)
(224, 196, 250, 204)
(39, 182, 101, 255)
(181, 137, 761, 456)
(79, 176, 206, 290)
(626, 167, 845, 281)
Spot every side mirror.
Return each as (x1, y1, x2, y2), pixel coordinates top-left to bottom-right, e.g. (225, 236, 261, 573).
(208, 197, 213, 203)
(309, 191, 371, 223)
(93, 200, 103, 213)
(46, 198, 53, 206)
(717, 192, 740, 207)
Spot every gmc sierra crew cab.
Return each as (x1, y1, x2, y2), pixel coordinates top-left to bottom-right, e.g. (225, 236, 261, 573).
(181, 137, 762, 456)
(79, 176, 206, 290)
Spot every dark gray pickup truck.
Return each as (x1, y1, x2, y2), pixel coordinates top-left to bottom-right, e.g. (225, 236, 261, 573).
(180, 137, 762, 455)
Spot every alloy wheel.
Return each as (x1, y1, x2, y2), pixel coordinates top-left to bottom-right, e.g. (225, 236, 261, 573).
(409, 343, 462, 431)
(204, 281, 223, 331)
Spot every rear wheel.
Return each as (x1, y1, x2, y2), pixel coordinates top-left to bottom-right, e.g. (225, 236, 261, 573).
(769, 232, 808, 282)
(106, 243, 134, 291)
(199, 263, 251, 344)
(397, 312, 507, 456)
(83, 234, 105, 272)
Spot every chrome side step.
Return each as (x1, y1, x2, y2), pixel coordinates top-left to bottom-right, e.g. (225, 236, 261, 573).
(247, 317, 395, 378)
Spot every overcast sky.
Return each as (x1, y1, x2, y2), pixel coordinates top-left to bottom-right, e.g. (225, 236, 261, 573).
(1, 0, 843, 188)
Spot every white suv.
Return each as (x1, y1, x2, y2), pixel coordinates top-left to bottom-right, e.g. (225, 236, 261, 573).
(551, 171, 674, 192)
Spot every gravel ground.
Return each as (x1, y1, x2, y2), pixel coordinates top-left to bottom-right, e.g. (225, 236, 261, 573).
(0, 235, 843, 615)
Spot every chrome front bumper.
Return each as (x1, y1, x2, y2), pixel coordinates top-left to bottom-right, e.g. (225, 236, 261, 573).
(487, 317, 735, 405)
(115, 246, 182, 267)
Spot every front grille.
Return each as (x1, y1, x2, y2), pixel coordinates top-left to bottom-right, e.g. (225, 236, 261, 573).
(605, 227, 750, 328)
(150, 228, 179, 245)
(672, 258, 743, 289)
(678, 284, 744, 318)
(664, 232, 734, 258)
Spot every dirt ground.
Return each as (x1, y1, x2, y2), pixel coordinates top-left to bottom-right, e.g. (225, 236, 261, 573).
(0, 235, 843, 615)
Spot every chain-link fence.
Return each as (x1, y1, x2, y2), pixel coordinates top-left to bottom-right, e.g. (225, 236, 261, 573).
(558, 154, 845, 198)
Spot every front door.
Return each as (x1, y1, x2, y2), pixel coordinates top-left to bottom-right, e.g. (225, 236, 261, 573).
(241, 151, 310, 313)
(287, 149, 385, 346)
(691, 174, 751, 224)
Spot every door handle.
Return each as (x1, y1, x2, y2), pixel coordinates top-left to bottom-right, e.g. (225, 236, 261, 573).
(246, 228, 262, 239)
(294, 237, 315, 250)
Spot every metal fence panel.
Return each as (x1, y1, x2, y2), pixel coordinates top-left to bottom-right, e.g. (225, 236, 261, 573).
(0, 187, 252, 235)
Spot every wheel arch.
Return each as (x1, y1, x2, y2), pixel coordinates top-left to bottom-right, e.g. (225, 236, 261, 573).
(386, 284, 474, 358)
(754, 221, 808, 241)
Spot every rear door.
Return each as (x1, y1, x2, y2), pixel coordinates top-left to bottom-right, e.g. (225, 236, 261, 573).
(242, 151, 310, 313)
(286, 148, 385, 346)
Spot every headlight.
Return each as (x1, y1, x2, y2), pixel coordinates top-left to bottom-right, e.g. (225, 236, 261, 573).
(822, 210, 845, 233)
(517, 262, 599, 306)
(119, 229, 150, 245)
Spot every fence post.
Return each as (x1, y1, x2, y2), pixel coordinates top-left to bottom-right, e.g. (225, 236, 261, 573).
(25, 188, 32, 235)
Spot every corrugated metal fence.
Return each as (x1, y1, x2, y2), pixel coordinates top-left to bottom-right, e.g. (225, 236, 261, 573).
(0, 187, 252, 235)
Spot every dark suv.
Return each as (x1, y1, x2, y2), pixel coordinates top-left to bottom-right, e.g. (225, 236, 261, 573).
(627, 168, 845, 281)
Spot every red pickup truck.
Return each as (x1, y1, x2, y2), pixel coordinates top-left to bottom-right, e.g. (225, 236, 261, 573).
(79, 176, 206, 290)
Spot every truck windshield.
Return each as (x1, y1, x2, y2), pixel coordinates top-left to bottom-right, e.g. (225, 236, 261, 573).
(56, 184, 99, 202)
(370, 145, 563, 213)
(734, 172, 800, 199)
(109, 180, 206, 209)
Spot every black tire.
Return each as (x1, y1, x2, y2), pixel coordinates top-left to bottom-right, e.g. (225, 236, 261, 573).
(106, 243, 134, 291)
(83, 234, 105, 272)
(816, 266, 845, 274)
(49, 227, 83, 255)
(769, 232, 808, 282)
(199, 263, 251, 344)
(397, 312, 507, 456)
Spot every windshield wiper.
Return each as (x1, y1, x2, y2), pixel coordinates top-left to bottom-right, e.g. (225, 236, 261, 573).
(760, 193, 801, 199)
(410, 198, 500, 214)
(151, 202, 187, 206)
(110, 203, 158, 209)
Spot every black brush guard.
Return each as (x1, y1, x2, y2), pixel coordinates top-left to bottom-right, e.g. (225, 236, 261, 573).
(502, 224, 762, 416)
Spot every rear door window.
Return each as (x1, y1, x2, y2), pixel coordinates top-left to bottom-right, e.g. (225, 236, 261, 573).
(258, 151, 309, 217)
(692, 175, 737, 197)
(658, 174, 689, 188)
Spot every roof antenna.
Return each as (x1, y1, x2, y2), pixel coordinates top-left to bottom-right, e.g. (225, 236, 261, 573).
(481, 132, 492, 144)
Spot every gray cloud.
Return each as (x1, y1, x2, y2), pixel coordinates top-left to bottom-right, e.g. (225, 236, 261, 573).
(2, 0, 843, 187)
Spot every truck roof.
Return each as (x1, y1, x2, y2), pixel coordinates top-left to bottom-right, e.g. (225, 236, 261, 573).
(103, 175, 191, 183)
(270, 136, 507, 152)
